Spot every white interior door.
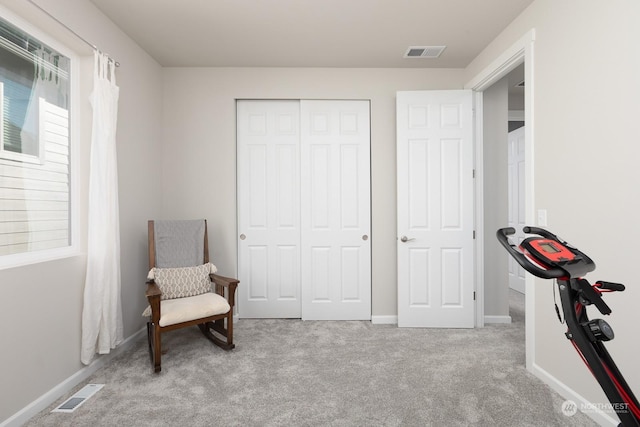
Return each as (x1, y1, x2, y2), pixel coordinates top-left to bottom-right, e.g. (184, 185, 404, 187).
(237, 100, 301, 318)
(396, 90, 475, 328)
(508, 125, 526, 294)
(300, 100, 371, 320)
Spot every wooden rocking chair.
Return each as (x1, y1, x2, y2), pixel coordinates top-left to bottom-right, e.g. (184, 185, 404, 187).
(145, 219, 239, 373)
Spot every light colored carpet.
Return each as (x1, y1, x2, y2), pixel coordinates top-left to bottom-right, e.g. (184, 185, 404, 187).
(26, 290, 597, 426)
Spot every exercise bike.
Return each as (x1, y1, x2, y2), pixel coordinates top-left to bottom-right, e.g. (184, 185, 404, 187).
(496, 226, 640, 427)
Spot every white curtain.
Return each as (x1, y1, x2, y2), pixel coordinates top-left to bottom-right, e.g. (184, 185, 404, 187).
(81, 51, 123, 365)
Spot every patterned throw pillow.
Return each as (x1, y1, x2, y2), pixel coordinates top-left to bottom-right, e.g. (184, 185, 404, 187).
(152, 263, 213, 300)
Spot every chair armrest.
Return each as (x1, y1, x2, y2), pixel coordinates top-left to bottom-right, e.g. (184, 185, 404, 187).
(209, 273, 239, 287)
(145, 280, 161, 323)
(146, 280, 162, 298)
(210, 273, 239, 307)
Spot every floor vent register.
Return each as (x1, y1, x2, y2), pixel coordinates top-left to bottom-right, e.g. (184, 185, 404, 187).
(52, 384, 105, 413)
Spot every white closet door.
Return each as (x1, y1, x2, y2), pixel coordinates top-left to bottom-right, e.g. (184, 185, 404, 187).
(237, 100, 301, 318)
(300, 100, 371, 320)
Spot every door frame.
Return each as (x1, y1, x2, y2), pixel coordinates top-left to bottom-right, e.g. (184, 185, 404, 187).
(464, 29, 536, 370)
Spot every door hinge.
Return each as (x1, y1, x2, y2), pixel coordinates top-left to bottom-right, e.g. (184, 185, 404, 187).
(473, 291, 476, 301)
(472, 169, 476, 178)
(473, 230, 476, 239)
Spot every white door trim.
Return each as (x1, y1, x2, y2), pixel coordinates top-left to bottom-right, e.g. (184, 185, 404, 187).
(472, 90, 485, 329)
(465, 28, 536, 370)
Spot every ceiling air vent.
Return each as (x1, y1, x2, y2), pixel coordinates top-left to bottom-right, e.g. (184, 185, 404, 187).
(404, 46, 446, 59)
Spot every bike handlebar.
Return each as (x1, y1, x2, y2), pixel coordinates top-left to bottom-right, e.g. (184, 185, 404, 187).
(522, 226, 559, 240)
(596, 281, 626, 292)
(496, 227, 567, 279)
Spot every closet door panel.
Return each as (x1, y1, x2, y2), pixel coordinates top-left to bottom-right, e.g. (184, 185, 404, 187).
(237, 100, 301, 318)
(300, 100, 371, 320)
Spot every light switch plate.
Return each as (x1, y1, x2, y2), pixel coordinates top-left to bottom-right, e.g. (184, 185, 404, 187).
(537, 209, 548, 226)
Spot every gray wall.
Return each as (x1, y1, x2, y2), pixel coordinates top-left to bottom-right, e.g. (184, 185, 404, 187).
(160, 67, 466, 318)
(465, 0, 640, 413)
(0, 0, 163, 421)
(482, 76, 510, 318)
(5, 0, 640, 424)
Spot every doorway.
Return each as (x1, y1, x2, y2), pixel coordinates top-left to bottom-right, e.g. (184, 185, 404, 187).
(480, 64, 527, 321)
(465, 29, 535, 369)
(507, 63, 526, 295)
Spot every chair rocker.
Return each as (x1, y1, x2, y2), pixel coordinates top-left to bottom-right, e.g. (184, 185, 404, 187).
(144, 219, 239, 373)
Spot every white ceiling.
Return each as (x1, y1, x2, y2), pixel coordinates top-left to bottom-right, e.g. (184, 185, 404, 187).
(88, 0, 534, 68)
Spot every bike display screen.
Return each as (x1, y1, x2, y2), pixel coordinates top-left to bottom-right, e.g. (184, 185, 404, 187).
(521, 238, 576, 265)
(539, 242, 561, 254)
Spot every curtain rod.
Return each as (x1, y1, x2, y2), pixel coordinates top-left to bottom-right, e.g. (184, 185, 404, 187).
(26, 0, 120, 67)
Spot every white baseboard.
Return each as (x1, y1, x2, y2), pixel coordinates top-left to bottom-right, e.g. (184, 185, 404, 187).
(531, 362, 619, 427)
(371, 315, 397, 325)
(372, 315, 507, 326)
(1, 327, 146, 427)
(484, 315, 512, 324)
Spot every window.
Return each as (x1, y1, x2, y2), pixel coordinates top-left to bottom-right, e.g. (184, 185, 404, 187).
(0, 12, 76, 266)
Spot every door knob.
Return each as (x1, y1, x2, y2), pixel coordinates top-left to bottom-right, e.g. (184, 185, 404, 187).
(239, 234, 246, 240)
(400, 236, 415, 243)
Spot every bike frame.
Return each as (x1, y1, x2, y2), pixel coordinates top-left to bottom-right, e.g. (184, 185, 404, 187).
(557, 277, 640, 427)
(496, 226, 640, 427)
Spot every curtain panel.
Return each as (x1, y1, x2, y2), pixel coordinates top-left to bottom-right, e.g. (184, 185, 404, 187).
(81, 51, 123, 365)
